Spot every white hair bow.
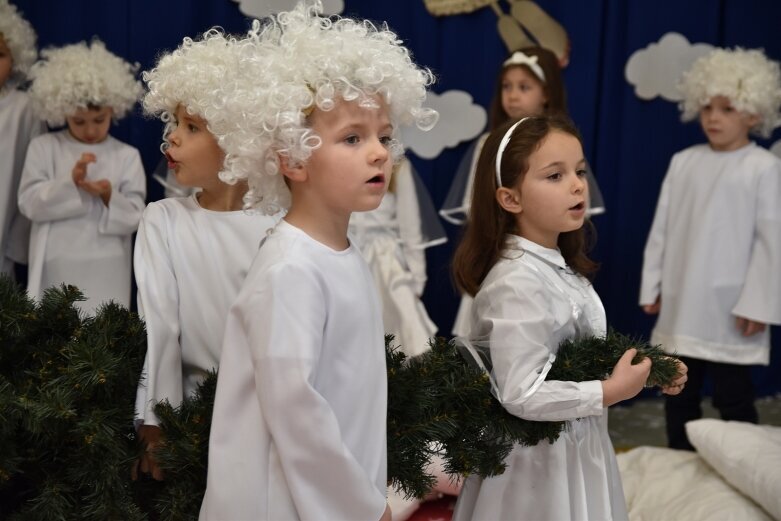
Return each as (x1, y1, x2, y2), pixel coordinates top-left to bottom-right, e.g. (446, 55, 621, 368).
(503, 51, 546, 83)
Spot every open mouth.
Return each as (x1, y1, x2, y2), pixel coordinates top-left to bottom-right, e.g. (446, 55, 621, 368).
(165, 151, 178, 169)
(570, 202, 585, 211)
(367, 174, 385, 184)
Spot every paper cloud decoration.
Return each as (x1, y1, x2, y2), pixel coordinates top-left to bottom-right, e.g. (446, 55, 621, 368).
(232, 0, 343, 17)
(625, 32, 713, 102)
(401, 90, 487, 159)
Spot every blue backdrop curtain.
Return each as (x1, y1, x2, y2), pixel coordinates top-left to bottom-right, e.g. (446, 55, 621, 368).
(13, 0, 781, 396)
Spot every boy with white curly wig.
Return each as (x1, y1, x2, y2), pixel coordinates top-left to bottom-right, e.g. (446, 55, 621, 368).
(0, 0, 45, 280)
(18, 39, 146, 313)
(132, 28, 279, 481)
(200, 2, 436, 520)
(640, 47, 781, 450)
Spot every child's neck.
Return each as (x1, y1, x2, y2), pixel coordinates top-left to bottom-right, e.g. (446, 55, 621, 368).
(196, 183, 247, 212)
(283, 205, 350, 251)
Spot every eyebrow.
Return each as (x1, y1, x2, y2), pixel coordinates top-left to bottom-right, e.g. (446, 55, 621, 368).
(539, 158, 587, 169)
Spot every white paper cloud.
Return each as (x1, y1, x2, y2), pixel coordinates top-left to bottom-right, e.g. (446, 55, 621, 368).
(232, 0, 343, 18)
(401, 90, 487, 159)
(625, 32, 713, 102)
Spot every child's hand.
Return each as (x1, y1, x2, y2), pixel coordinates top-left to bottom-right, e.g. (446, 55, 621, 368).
(78, 178, 112, 206)
(642, 297, 661, 315)
(72, 152, 96, 184)
(735, 316, 766, 337)
(660, 359, 688, 396)
(602, 348, 652, 406)
(132, 424, 164, 481)
(379, 503, 391, 521)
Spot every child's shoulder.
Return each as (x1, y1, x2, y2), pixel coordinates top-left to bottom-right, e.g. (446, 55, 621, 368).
(142, 196, 194, 222)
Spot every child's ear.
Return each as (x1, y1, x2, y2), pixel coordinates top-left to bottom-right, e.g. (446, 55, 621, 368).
(745, 113, 761, 129)
(495, 187, 523, 214)
(278, 153, 307, 182)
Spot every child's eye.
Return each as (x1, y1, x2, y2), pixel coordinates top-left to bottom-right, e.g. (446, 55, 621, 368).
(724, 106, 734, 112)
(547, 172, 562, 181)
(576, 169, 587, 177)
(344, 135, 359, 145)
(95, 118, 106, 124)
(379, 136, 393, 146)
(188, 123, 198, 133)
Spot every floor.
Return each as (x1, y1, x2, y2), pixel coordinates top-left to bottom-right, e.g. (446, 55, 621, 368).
(405, 394, 781, 521)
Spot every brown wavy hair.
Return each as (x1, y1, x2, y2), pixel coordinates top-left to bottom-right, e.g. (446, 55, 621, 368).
(452, 115, 598, 297)
(489, 46, 567, 130)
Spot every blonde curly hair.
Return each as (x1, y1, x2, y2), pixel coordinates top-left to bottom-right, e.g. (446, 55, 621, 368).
(0, 0, 37, 85)
(679, 47, 781, 138)
(28, 39, 142, 126)
(231, 1, 438, 214)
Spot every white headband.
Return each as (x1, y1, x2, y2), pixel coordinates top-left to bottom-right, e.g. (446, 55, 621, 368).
(495, 117, 530, 187)
(503, 51, 546, 83)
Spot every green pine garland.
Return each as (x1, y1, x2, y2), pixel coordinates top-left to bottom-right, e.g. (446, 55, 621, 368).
(0, 276, 680, 518)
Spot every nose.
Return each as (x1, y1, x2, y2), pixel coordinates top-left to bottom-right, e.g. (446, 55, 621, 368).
(572, 173, 586, 193)
(369, 137, 389, 164)
(167, 125, 182, 146)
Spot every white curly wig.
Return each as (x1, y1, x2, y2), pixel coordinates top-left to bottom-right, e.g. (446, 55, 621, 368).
(142, 28, 262, 190)
(0, 0, 37, 85)
(28, 39, 142, 126)
(231, 0, 438, 214)
(679, 47, 781, 138)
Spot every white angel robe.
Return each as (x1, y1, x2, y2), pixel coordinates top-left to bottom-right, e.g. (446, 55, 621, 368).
(18, 130, 146, 313)
(453, 236, 628, 521)
(441, 132, 606, 336)
(200, 220, 388, 521)
(349, 158, 445, 357)
(133, 194, 278, 426)
(640, 143, 781, 365)
(0, 89, 45, 276)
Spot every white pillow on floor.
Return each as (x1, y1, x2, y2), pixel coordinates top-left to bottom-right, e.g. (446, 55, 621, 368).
(686, 418, 781, 520)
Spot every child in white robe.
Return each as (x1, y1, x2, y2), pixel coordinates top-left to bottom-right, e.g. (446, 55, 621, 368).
(640, 47, 781, 450)
(198, 3, 437, 520)
(441, 47, 605, 337)
(450, 115, 687, 521)
(0, 1, 44, 279)
(132, 28, 280, 480)
(18, 40, 145, 313)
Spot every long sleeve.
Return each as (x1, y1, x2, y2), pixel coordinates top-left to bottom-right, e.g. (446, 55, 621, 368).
(733, 161, 781, 325)
(98, 149, 146, 236)
(133, 204, 181, 426)
(477, 269, 603, 422)
(639, 158, 674, 306)
(247, 261, 386, 521)
(18, 137, 90, 223)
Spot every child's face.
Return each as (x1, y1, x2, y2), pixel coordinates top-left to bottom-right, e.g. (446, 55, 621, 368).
(66, 106, 113, 144)
(297, 96, 393, 216)
(511, 130, 587, 248)
(699, 95, 758, 152)
(501, 66, 547, 120)
(165, 105, 225, 189)
(0, 36, 14, 88)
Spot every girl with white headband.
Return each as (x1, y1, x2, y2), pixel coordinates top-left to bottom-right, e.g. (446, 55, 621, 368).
(442, 46, 605, 337)
(450, 114, 686, 521)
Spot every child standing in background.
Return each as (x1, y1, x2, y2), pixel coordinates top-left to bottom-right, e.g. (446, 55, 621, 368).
(442, 46, 605, 336)
(132, 28, 279, 480)
(18, 40, 146, 313)
(0, 0, 44, 280)
(452, 115, 686, 521)
(640, 47, 781, 451)
(349, 156, 446, 357)
(199, 3, 436, 519)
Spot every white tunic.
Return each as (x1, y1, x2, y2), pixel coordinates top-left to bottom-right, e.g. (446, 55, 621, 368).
(0, 89, 45, 275)
(640, 143, 781, 365)
(18, 130, 146, 313)
(453, 236, 627, 521)
(200, 220, 388, 521)
(133, 194, 278, 426)
(349, 160, 444, 357)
